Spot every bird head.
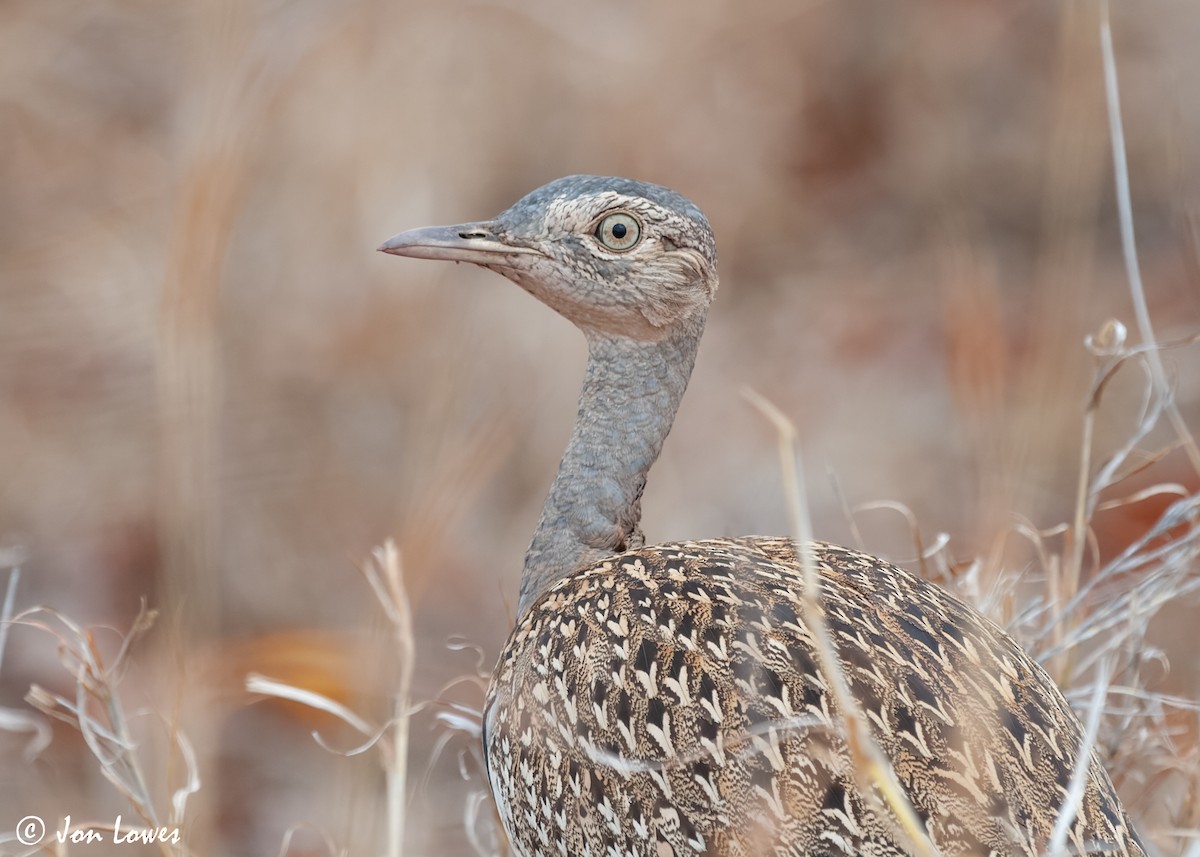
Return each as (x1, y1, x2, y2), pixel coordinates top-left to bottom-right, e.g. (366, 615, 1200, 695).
(380, 175, 718, 340)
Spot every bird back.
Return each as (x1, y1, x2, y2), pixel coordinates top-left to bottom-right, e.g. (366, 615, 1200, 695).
(484, 538, 1144, 857)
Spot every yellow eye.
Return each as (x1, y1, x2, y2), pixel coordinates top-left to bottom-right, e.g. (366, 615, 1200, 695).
(595, 212, 642, 252)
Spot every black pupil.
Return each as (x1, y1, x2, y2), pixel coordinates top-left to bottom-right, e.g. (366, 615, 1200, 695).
(611, 222, 627, 240)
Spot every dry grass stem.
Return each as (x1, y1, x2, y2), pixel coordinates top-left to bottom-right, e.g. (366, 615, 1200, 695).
(1048, 660, 1113, 856)
(848, 499, 950, 581)
(244, 673, 379, 747)
(1099, 0, 1200, 477)
(0, 563, 19, 669)
(365, 540, 415, 857)
(0, 565, 54, 765)
(246, 539, 416, 857)
(743, 387, 942, 857)
(275, 824, 346, 857)
(426, 656, 507, 857)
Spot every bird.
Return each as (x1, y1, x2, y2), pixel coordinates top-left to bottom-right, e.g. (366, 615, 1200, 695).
(380, 176, 1145, 857)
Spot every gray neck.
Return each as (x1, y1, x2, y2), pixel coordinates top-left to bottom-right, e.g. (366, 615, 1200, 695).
(518, 317, 705, 615)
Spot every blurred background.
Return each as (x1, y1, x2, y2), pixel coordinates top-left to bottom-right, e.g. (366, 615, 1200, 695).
(1, 0, 1199, 854)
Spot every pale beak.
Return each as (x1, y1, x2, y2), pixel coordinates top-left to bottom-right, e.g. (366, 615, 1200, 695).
(378, 222, 539, 266)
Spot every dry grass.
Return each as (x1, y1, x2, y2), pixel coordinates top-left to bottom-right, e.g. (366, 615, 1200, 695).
(2, 598, 197, 856)
(1, 1, 1199, 855)
(747, 388, 940, 856)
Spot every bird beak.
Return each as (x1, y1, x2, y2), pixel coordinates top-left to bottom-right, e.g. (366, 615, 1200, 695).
(378, 222, 538, 266)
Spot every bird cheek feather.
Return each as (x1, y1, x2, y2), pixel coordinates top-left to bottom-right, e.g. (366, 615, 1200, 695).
(637, 256, 713, 328)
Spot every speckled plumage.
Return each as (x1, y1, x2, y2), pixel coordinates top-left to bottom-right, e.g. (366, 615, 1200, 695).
(485, 539, 1143, 856)
(380, 176, 1145, 857)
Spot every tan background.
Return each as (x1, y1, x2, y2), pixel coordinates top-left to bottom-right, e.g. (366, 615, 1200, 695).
(1, 1, 1198, 854)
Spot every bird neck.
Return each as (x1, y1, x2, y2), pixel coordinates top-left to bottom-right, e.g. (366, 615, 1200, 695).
(518, 317, 704, 615)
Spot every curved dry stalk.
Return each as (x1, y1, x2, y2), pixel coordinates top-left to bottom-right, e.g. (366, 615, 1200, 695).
(1047, 661, 1112, 856)
(744, 387, 942, 857)
(248, 541, 418, 857)
(1099, 0, 1200, 478)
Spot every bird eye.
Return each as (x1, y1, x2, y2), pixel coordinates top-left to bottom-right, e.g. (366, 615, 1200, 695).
(595, 212, 642, 252)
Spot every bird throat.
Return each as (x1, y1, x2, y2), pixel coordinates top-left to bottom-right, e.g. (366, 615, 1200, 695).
(518, 316, 705, 614)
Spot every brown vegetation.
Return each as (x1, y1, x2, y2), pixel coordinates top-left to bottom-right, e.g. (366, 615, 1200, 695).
(0, 1, 1198, 855)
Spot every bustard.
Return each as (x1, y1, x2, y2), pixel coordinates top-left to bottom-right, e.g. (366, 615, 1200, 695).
(380, 176, 1144, 857)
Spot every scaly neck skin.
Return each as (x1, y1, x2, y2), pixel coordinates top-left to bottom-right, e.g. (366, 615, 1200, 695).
(518, 314, 705, 615)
